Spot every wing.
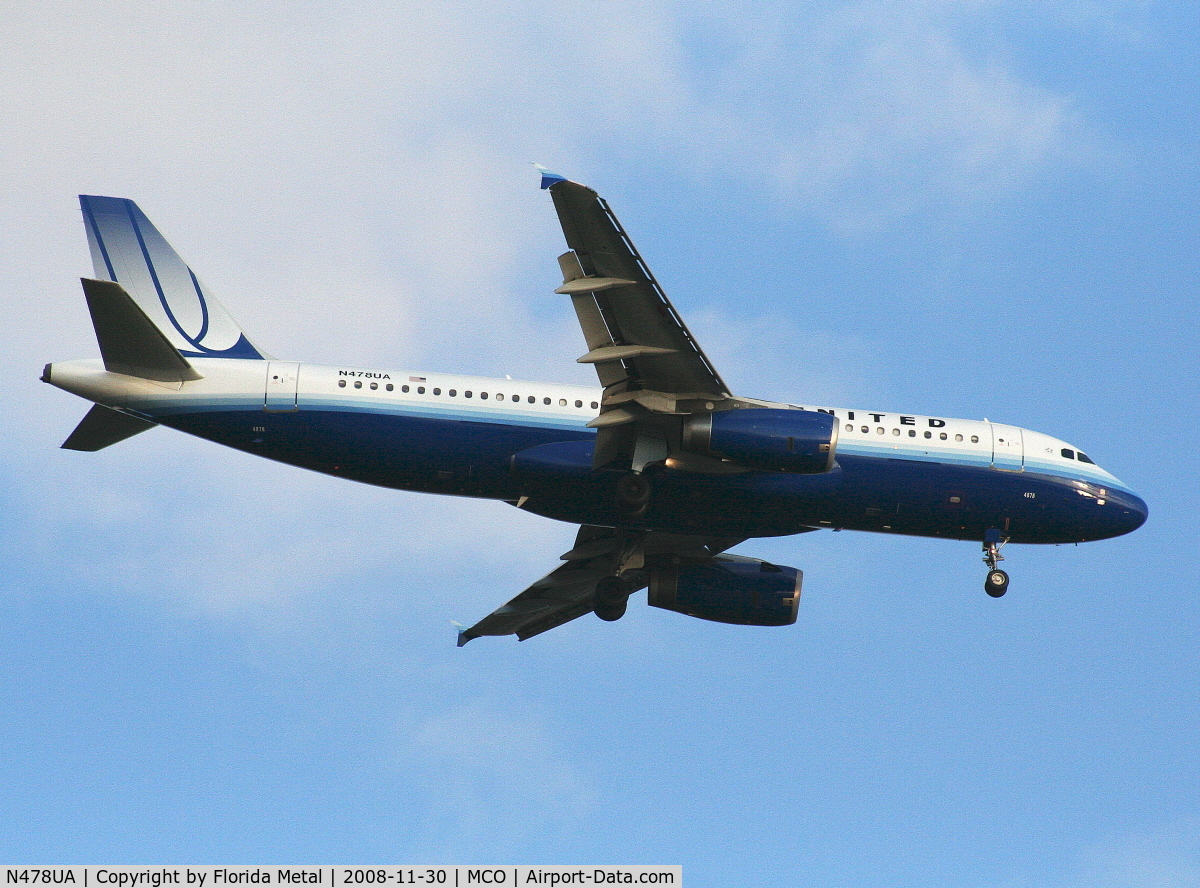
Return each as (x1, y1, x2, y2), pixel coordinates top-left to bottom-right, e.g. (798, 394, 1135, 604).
(456, 524, 744, 645)
(457, 173, 754, 646)
(540, 171, 744, 469)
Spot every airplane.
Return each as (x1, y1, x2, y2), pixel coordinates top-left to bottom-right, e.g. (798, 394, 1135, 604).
(42, 170, 1148, 645)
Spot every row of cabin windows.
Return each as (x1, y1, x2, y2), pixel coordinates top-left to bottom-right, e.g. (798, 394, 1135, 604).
(845, 423, 979, 444)
(841, 424, 1097, 463)
(336, 378, 598, 410)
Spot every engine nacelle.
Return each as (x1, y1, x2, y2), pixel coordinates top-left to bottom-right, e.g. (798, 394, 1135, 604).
(682, 408, 838, 473)
(648, 555, 802, 626)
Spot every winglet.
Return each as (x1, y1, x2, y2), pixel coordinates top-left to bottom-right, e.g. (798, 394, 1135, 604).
(535, 164, 568, 190)
(451, 620, 473, 647)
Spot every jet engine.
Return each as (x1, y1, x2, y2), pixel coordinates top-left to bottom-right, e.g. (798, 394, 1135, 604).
(648, 555, 801, 626)
(682, 408, 838, 473)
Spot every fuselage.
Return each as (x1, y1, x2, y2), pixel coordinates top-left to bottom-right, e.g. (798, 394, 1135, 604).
(44, 357, 1148, 545)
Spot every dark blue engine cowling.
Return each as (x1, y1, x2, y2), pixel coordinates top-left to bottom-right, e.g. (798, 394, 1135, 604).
(648, 556, 802, 626)
(683, 408, 838, 473)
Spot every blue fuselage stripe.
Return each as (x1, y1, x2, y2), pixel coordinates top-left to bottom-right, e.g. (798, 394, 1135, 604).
(148, 398, 1145, 545)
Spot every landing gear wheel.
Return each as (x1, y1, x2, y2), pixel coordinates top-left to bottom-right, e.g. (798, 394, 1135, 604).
(985, 569, 1009, 597)
(615, 473, 651, 512)
(594, 576, 630, 622)
(981, 531, 1010, 597)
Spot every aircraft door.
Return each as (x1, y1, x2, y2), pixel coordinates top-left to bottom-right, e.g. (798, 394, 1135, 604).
(990, 423, 1024, 471)
(264, 361, 300, 412)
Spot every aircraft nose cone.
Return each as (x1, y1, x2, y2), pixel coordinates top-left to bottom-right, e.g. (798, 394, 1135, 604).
(1109, 489, 1149, 537)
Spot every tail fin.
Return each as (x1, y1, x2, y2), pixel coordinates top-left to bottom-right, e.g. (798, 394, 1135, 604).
(79, 195, 268, 360)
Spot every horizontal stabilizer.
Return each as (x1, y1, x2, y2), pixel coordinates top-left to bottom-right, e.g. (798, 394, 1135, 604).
(61, 404, 157, 451)
(82, 278, 203, 382)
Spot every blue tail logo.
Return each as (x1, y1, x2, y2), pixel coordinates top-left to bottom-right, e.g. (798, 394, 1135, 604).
(79, 195, 266, 360)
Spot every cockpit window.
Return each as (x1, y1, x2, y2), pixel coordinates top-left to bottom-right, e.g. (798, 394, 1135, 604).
(1077, 452, 1095, 464)
(1061, 448, 1075, 459)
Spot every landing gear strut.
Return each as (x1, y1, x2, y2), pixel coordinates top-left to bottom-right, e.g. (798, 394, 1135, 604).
(594, 576, 630, 622)
(982, 529, 1009, 597)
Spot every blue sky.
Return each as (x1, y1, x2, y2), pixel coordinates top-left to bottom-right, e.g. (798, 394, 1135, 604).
(2, 2, 1197, 884)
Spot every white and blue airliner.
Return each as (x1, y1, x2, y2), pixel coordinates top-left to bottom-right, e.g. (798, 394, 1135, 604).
(43, 171, 1148, 644)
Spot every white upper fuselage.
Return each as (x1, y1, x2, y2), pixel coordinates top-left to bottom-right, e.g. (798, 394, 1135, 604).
(46, 355, 1135, 499)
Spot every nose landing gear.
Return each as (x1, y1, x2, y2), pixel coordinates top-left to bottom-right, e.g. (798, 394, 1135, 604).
(982, 529, 1009, 597)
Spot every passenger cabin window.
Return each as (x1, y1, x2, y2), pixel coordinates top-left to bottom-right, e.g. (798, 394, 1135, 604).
(591, 401, 599, 409)
(543, 397, 551, 405)
(480, 392, 488, 399)
(370, 382, 378, 390)
(354, 381, 362, 389)
(386, 384, 393, 391)
(402, 385, 409, 393)
(338, 379, 346, 388)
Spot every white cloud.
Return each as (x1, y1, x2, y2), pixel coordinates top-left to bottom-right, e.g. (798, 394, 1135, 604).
(2, 1, 1089, 379)
(386, 703, 597, 856)
(1070, 822, 1200, 888)
(15, 428, 574, 625)
(1, 0, 1108, 622)
(664, 2, 1077, 229)
(687, 306, 883, 406)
